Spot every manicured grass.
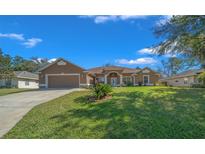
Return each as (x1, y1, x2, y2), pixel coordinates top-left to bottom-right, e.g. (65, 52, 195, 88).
(0, 88, 32, 96)
(4, 86, 205, 139)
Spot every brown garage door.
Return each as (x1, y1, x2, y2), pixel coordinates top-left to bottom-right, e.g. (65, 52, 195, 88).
(48, 75, 79, 88)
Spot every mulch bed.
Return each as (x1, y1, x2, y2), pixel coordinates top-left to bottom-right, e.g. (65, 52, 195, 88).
(88, 95, 112, 103)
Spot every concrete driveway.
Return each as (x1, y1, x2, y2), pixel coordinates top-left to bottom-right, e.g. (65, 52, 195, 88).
(0, 88, 83, 138)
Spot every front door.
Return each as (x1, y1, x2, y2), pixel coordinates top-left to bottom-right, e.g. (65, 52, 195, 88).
(143, 75, 149, 85)
(111, 78, 117, 86)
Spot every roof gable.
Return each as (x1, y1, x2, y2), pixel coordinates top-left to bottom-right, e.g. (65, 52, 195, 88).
(137, 67, 160, 75)
(88, 66, 138, 74)
(37, 58, 85, 72)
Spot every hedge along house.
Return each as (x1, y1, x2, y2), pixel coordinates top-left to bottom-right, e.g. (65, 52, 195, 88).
(87, 66, 160, 86)
(38, 58, 92, 88)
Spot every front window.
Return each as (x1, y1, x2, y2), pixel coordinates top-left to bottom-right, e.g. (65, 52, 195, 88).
(123, 76, 132, 84)
(184, 78, 188, 84)
(96, 77, 105, 83)
(143, 76, 149, 84)
(25, 81, 29, 86)
(81, 74, 85, 78)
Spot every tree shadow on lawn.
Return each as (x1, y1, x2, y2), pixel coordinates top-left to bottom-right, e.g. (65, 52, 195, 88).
(50, 88, 205, 139)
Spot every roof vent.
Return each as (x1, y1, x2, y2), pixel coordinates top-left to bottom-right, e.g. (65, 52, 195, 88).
(57, 60, 66, 66)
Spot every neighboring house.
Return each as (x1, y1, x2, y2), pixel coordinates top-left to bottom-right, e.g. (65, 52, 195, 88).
(88, 66, 160, 86)
(0, 71, 39, 89)
(37, 58, 160, 88)
(159, 69, 205, 87)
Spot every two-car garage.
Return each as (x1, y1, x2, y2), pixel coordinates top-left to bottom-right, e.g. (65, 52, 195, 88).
(38, 59, 87, 89)
(47, 75, 80, 88)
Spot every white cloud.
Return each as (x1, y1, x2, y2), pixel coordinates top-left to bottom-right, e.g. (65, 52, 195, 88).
(22, 38, 42, 48)
(156, 15, 172, 26)
(94, 16, 118, 24)
(138, 46, 177, 57)
(138, 48, 155, 54)
(116, 57, 157, 65)
(48, 58, 57, 63)
(32, 58, 57, 63)
(0, 33, 25, 41)
(0, 33, 42, 48)
(80, 15, 147, 24)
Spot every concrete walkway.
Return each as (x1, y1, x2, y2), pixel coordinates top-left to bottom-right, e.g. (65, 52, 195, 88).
(0, 88, 83, 138)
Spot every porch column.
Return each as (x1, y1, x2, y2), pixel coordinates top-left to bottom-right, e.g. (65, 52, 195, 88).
(120, 75, 123, 85)
(133, 76, 135, 86)
(45, 74, 48, 88)
(104, 74, 108, 84)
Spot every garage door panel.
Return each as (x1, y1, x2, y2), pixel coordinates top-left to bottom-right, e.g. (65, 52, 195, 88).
(48, 75, 79, 88)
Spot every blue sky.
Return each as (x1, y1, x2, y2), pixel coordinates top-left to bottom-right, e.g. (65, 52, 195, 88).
(0, 15, 171, 69)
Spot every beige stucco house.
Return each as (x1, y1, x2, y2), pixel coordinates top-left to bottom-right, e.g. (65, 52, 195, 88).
(38, 58, 160, 88)
(0, 71, 39, 89)
(159, 69, 204, 87)
(88, 66, 160, 86)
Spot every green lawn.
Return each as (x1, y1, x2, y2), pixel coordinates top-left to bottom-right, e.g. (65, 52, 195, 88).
(4, 86, 205, 139)
(0, 88, 32, 96)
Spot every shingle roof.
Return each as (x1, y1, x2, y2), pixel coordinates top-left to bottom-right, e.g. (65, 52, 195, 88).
(14, 71, 39, 80)
(88, 66, 140, 74)
(163, 69, 205, 80)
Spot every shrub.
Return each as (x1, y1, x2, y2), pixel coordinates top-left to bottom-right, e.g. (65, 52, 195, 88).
(126, 81, 133, 87)
(197, 72, 205, 85)
(138, 82, 142, 86)
(92, 83, 112, 100)
(191, 83, 205, 88)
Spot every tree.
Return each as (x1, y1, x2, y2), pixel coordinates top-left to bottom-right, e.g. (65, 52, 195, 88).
(153, 15, 205, 67)
(31, 57, 49, 71)
(0, 48, 14, 80)
(12, 56, 25, 71)
(12, 55, 39, 72)
(158, 57, 184, 77)
(1, 49, 48, 75)
(198, 72, 205, 85)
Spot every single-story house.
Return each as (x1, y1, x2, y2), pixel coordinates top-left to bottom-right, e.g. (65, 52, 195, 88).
(159, 69, 205, 87)
(0, 71, 39, 88)
(38, 58, 160, 88)
(88, 66, 160, 86)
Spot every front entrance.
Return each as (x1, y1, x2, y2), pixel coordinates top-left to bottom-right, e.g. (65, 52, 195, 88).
(143, 75, 149, 85)
(111, 78, 117, 86)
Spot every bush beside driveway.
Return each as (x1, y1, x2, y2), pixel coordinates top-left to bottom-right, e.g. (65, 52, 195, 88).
(4, 86, 205, 139)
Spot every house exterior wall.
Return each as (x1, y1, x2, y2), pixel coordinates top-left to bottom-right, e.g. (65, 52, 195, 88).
(167, 76, 196, 87)
(134, 73, 160, 85)
(93, 69, 160, 86)
(17, 79, 39, 89)
(0, 78, 38, 88)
